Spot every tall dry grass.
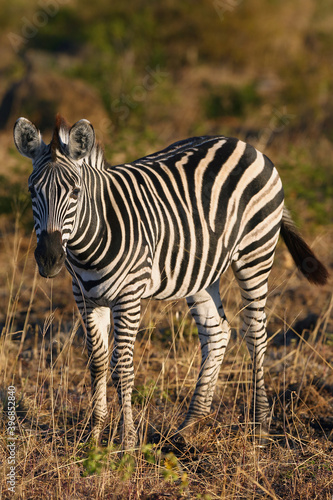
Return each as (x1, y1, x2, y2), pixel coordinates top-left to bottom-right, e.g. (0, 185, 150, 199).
(0, 225, 332, 499)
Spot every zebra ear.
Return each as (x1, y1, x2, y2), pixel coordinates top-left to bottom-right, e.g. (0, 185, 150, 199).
(13, 118, 43, 160)
(68, 119, 95, 161)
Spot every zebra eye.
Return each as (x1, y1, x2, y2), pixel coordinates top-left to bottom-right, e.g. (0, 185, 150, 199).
(70, 187, 80, 200)
(28, 186, 36, 197)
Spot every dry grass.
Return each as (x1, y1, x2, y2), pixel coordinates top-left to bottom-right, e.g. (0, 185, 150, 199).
(0, 225, 332, 499)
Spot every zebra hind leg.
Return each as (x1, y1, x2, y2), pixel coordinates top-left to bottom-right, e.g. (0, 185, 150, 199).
(178, 283, 231, 437)
(232, 260, 273, 442)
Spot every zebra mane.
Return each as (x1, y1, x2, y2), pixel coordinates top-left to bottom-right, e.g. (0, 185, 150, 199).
(51, 114, 106, 170)
(51, 114, 70, 158)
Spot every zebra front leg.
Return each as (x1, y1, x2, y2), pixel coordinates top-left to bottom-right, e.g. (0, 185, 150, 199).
(111, 296, 141, 450)
(78, 302, 111, 442)
(178, 285, 231, 435)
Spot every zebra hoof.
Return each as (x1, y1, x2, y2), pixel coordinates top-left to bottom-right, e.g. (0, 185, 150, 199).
(151, 432, 163, 445)
(150, 431, 190, 454)
(122, 431, 138, 451)
(253, 423, 273, 447)
(176, 419, 198, 437)
(90, 427, 103, 446)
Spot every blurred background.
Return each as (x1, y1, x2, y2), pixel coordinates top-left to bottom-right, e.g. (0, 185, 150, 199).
(0, 0, 332, 231)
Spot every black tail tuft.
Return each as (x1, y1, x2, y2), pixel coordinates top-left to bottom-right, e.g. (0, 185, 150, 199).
(280, 208, 329, 286)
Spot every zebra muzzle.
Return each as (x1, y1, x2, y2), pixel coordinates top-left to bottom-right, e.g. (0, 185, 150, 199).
(34, 230, 66, 278)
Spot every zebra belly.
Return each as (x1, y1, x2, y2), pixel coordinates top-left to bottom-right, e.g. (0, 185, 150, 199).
(143, 278, 220, 300)
(141, 244, 231, 300)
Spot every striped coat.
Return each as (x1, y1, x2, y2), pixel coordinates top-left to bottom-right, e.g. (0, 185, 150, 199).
(14, 115, 328, 448)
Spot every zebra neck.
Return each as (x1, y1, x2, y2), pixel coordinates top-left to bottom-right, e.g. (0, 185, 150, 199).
(66, 167, 143, 270)
(69, 167, 108, 250)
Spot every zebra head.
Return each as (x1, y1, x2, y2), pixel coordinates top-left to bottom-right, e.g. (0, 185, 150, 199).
(14, 115, 95, 278)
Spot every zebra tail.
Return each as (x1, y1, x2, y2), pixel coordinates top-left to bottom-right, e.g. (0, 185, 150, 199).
(280, 207, 329, 286)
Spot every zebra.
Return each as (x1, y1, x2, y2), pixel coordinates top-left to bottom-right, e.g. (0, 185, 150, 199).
(14, 115, 328, 449)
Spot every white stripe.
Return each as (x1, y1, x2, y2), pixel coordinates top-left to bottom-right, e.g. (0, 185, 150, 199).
(209, 140, 246, 232)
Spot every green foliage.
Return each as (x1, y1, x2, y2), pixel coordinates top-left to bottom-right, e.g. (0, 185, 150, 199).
(2, 0, 333, 232)
(160, 314, 198, 343)
(0, 172, 33, 229)
(131, 380, 156, 405)
(162, 452, 179, 482)
(82, 445, 136, 479)
(115, 452, 136, 481)
(28, 7, 87, 53)
(279, 147, 333, 226)
(82, 446, 109, 476)
(204, 83, 261, 119)
(141, 443, 157, 464)
(163, 452, 189, 492)
(81, 443, 190, 491)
